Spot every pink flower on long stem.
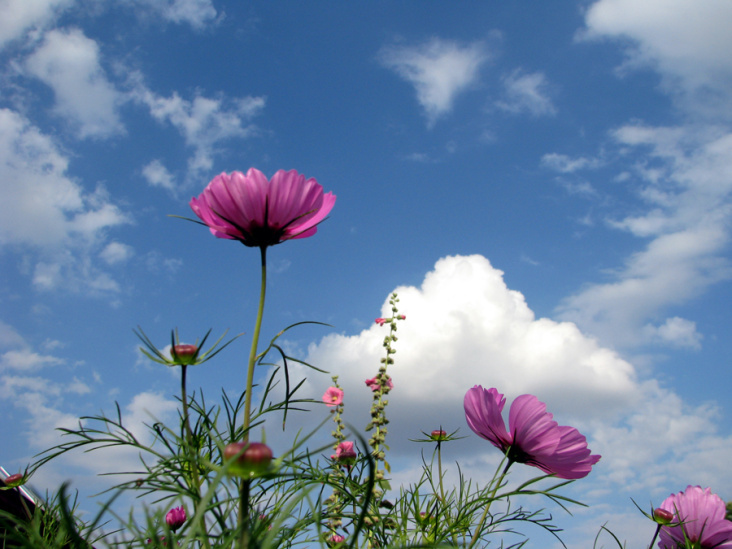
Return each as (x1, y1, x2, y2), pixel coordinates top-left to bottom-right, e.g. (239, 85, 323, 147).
(464, 385, 600, 479)
(322, 387, 343, 407)
(658, 485, 732, 548)
(365, 376, 393, 392)
(190, 168, 335, 248)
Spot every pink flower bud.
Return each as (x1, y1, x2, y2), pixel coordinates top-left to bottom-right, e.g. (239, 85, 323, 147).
(430, 429, 448, 441)
(653, 507, 674, 524)
(398, 315, 406, 320)
(328, 534, 345, 545)
(375, 318, 386, 326)
(165, 506, 186, 532)
(224, 442, 273, 478)
(171, 344, 198, 366)
(4, 473, 24, 487)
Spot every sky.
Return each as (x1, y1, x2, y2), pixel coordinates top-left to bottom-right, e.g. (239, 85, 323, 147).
(2, 0, 732, 546)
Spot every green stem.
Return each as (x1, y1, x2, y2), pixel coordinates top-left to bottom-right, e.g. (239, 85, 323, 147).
(238, 245, 267, 548)
(243, 245, 268, 437)
(181, 365, 212, 549)
(648, 523, 662, 549)
(466, 458, 512, 549)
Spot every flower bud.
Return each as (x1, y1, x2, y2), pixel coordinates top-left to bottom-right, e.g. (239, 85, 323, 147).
(4, 473, 24, 487)
(224, 442, 273, 478)
(653, 507, 674, 525)
(430, 429, 448, 441)
(171, 344, 198, 366)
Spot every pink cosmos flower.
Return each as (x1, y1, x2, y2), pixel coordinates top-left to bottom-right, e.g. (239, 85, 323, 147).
(365, 376, 393, 392)
(190, 168, 335, 248)
(464, 385, 600, 479)
(165, 506, 186, 532)
(322, 387, 343, 407)
(658, 485, 732, 548)
(330, 441, 357, 462)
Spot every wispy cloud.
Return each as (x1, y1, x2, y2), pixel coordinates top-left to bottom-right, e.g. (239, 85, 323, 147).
(131, 76, 265, 184)
(379, 38, 489, 127)
(496, 69, 556, 117)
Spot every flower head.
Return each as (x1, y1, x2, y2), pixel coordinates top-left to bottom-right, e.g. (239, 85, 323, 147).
(365, 376, 393, 392)
(658, 485, 732, 548)
(3, 473, 24, 488)
(323, 387, 343, 407)
(331, 441, 357, 465)
(375, 318, 386, 326)
(464, 385, 600, 479)
(165, 506, 186, 532)
(327, 534, 345, 546)
(190, 168, 335, 248)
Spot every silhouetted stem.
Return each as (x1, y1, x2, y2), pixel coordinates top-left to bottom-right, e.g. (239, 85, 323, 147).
(467, 459, 513, 549)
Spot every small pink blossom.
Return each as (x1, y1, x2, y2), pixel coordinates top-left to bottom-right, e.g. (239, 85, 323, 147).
(165, 506, 186, 532)
(464, 385, 600, 479)
(365, 376, 393, 392)
(331, 441, 357, 463)
(328, 534, 345, 545)
(322, 387, 343, 407)
(375, 318, 386, 326)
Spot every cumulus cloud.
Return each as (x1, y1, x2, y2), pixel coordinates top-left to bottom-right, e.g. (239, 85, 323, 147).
(24, 28, 125, 139)
(266, 254, 732, 542)
(496, 69, 556, 116)
(0, 108, 129, 293)
(99, 241, 134, 265)
(581, 0, 732, 118)
(379, 38, 489, 127)
(0, 0, 74, 50)
(131, 81, 265, 182)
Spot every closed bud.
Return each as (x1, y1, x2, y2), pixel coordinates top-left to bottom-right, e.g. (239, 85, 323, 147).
(224, 442, 273, 478)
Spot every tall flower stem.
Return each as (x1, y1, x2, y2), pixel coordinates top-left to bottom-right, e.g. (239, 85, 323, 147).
(466, 459, 513, 549)
(180, 365, 212, 549)
(243, 245, 268, 436)
(238, 245, 267, 548)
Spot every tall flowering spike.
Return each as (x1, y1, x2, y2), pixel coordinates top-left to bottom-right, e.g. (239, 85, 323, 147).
(190, 168, 336, 248)
(464, 385, 600, 479)
(658, 486, 732, 548)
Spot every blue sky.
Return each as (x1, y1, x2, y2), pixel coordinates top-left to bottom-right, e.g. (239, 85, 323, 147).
(2, 0, 732, 546)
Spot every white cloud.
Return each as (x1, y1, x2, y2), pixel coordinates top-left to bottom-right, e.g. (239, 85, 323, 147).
(132, 81, 265, 182)
(120, 0, 218, 29)
(558, 125, 732, 348)
(541, 152, 602, 173)
(496, 69, 556, 117)
(582, 0, 732, 118)
(643, 316, 702, 349)
(24, 28, 124, 139)
(142, 159, 176, 191)
(379, 38, 489, 127)
(100, 241, 134, 265)
(1, 348, 63, 372)
(0, 108, 129, 293)
(0, 0, 74, 50)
